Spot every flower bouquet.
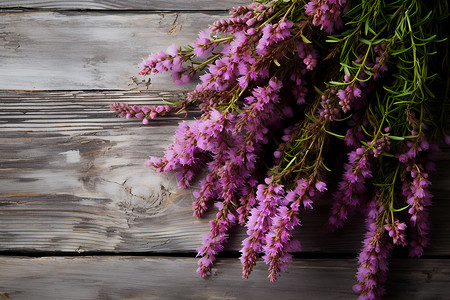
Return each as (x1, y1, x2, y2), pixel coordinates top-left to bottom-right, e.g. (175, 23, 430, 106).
(111, 0, 449, 298)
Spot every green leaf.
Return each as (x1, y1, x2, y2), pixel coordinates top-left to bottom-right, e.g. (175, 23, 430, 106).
(325, 38, 341, 43)
(380, 152, 395, 158)
(372, 38, 385, 45)
(423, 85, 436, 98)
(304, 113, 318, 122)
(391, 46, 412, 55)
(340, 38, 350, 60)
(360, 124, 373, 137)
(343, 65, 350, 76)
(313, 85, 323, 95)
(163, 99, 183, 105)
(383, 86, 401, 95)
(364, 18, 370, 35)
(392, 204, 410, 212)
(300, 34, 312, 44)
(359, 37, 371, 45)
(393, 100, 415, 105)
(345, 2, 362, 17)
(388, 135, 405, 141)
(341, 61, 357, 69)
(329, 80, 347, 86)
(324, 129, 345, 139)
(335, 114, 353, 122)
(321, 161, 332, 172)
(360, 140, 370, 147)
(283, 156, 297, 171)
(394, 90, 414, 98)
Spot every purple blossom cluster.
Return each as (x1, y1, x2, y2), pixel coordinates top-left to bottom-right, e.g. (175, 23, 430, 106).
(192, 30, 217, 58)
(138, 44, 193, 86)
(110, 102, 171, 125)
(371, 43, 389, 80)
(384, 219, 407, 246)
(403, 166, 432, 258)
(138, 1, 327, 280)
(210, 3, 274, 34)
(328, 147, 372, 230)
(263, 179, 326, 281)
(305, 0, 347, 34)
(239, 177, 327, 281)
(353, 199, 393, 300)
(256, 18, 293, 56)
(398, 133, 435, 257)
(350, 131, 438, 298)
(240, 178, 286, 279)
(319, 92, 341, 121)
(337, 75, 363, 113)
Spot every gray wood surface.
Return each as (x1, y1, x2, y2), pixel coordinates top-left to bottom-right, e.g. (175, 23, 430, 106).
(0, 256, 449, 300)
(0, 90, 449, 256)
(0, 11, 225, 91)
(1, 3, 450, 299)
(1, 1, 248, 11)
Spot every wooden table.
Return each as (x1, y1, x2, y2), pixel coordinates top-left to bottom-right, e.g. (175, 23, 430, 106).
(1, 1, 449, 299)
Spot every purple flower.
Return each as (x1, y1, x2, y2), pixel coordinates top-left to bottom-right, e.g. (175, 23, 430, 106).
(240, 179, 284, 279)
(256, 18, 293, 56)
(261, 178, 326, 281)
(401, 162, 432, 257)
(196, 219, 232, 277)
(384, 219, 407, 246)
(193, 30, 215, 58)
(353, 200, 393, 300)
(327, 147, 372, 231)
(305, 0, 347, 34)
(337, 82, 363, 113)
(110, 102, 172, 124)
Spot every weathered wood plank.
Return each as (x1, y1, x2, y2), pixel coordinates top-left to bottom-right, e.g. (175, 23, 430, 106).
(0, 90, 205, 253)
(0, 11, 226, 90)
(0, 0, 248, 11)
(0, 90, 449, 256)
(0, 256, 449, 299)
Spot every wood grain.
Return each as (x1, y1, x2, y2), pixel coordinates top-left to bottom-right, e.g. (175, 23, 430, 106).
(0, 256, 449, 299)
(0, 90, 449, 256)
(1, 1, 449, 298)
(0, 11, 226, 91)
(0, 0, 248, 11)
(0, 90, 205, 253)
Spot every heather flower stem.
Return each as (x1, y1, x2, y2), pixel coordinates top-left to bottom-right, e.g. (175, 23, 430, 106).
(280, 0, 297, 20)
(312, 134, 327, 173)
(258, 2, 290, 28)
(347, 43, 372, 86)
(387, 164, 401, 226)
(392, 205, 410, 212)
(224, 87, 247, 113)
(193, 53, 223, 71)
(211, 36, 234, 43)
